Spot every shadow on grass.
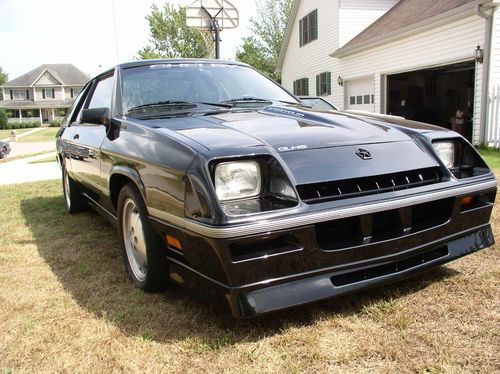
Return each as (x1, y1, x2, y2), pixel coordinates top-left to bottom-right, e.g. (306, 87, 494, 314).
(20, 195, 458, 346)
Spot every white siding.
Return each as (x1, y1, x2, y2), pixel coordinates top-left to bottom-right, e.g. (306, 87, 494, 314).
(34, 71, 60, 86)
(339, 0, 397, 47)
(337, 15, 486, 143)
(281, 0, 341, 106)
(490, 6, 500, 89)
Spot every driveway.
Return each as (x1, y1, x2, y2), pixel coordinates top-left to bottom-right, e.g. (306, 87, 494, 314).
(0, 152, 60, 185)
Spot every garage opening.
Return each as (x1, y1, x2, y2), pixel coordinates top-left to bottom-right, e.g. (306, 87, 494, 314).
(386, 61, 475, 142)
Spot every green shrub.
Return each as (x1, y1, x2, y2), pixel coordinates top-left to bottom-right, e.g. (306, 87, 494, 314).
(49, 119, 62, 127)
(0, 109, 7, 129)
(5, 123, 12, 130)
(32, 121, 41, 128)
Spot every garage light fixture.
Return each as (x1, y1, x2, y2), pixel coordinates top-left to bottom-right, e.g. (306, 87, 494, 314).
(474, 45, 484, 63)
(337, 76, 343, 87)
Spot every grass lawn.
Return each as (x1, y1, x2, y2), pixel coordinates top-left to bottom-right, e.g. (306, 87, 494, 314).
(28, 154, 57, 164)
(0, 179, 499, 372)
(17, 128, 59, 142)
(0, 128, 35, 139)
(478, 148, 500, 169)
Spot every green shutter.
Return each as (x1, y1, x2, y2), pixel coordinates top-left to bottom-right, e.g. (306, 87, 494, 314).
(299, 19, 303, 47)
(293, 80, 297, 95)
(316, 75, 320, 96)
(305, 78, 309, 96)
(326, 71, 331, 95)
(311, 9, 318, 41)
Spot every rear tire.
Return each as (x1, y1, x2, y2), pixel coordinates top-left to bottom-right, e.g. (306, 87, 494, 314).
(62, 166, 87, 213)
(117, 183, 169, 292)
(0, 147, 5, 159)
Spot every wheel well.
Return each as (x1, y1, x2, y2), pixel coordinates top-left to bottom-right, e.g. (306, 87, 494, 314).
(109, 174, 136, 209)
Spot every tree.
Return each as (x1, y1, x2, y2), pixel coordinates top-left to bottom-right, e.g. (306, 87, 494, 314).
(137, 3, 214, 59)
(0, 109, 7, 129)
(0, 67, 8, 100)
(236, 0, 292, 82)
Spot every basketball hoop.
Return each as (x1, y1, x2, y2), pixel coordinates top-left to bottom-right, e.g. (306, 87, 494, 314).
(187, 0, 239, 59)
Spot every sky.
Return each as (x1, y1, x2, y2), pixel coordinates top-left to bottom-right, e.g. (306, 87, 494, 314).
(0, 0, 256, 80)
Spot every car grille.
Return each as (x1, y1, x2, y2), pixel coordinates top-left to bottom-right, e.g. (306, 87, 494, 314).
(330, 246, 449, 287)
(315, 197, 455, 251)
(297, 167, 443, 204)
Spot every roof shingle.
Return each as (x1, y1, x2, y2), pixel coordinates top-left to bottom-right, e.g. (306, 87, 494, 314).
(3, 64, 90, 87)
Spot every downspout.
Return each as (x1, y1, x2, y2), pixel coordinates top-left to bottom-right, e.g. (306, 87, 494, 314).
(476, 4, 493, 144)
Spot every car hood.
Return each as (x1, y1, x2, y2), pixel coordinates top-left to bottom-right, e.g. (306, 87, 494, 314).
(150, 106, 441, 184)
(159, 106, 412, 151)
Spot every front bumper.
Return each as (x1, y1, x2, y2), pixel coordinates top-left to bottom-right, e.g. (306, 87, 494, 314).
(151, 179, 497, 318)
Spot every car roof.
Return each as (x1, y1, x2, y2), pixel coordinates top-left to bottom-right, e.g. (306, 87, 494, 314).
(117, 59, 250, 70)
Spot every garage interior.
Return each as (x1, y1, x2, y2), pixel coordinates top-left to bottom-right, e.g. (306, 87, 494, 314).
(386, 61, 475, 141)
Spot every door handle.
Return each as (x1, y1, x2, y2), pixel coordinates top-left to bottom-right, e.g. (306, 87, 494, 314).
(73, 134, 80, 140)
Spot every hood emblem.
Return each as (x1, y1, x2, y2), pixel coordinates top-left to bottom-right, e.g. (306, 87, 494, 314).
(355, 148, 372, 160)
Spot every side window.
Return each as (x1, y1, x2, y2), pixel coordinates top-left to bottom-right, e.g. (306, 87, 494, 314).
(88, 75, 114, 109)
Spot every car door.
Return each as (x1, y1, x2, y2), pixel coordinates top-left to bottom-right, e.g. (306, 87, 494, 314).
(70, 73, 114, 201)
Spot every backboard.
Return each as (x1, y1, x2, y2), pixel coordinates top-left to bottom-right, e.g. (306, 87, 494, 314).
(186, 0, 239, 31)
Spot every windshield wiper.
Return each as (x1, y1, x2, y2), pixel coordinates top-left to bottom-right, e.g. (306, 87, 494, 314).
(219, 97, 273, 106)
(128, 101, 197, 113)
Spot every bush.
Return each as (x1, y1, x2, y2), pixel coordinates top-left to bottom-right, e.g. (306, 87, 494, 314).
(49, 119, 62, 127)
(0, 109, 7, 129)
(32, 121, 41, 128)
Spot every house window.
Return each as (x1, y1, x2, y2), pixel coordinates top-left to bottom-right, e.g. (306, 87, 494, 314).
(363, 95, 370, 104)
(43, 88, 55, 99)
(293, 78, 309, 96)
(316, 72, 331, 96)
(11, 90, 26, 100)
(299, 9, 318, 47)
(356, 96, 362, 104)
(350, 96, 355, 105)
(70, 87, 82, 99)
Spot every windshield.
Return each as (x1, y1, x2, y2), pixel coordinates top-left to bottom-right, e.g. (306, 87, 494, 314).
(121, 63, 299, 114)
(301, 98, 338, 111)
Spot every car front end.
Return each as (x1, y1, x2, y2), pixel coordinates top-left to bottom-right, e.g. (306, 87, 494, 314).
(146, 107, 496, 318)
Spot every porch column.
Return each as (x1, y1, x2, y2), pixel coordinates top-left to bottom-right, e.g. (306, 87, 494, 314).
(51, 108, 54, 121)
(39, 108, 42, 123)
(19, 109, 22, 123)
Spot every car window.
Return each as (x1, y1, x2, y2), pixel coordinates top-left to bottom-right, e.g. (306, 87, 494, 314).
(88, 75, 114, 109)
(121, 64, 298, 113)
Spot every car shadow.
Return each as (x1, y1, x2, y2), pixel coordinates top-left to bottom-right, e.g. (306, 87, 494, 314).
(20, 196, 459, 346)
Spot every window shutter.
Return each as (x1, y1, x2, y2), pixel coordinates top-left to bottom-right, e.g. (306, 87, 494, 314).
(311, 10, 318, 41)
(52, 89, 55, 98)
(42, 89, 45, 99)
(10, 90, 13, 100)
(26, 90, 30, 99)
(299, 19, 303, 47)
(71, 88, 74, 98)
(316, 75, 320, 96)
(305, 78, 309, 96)
(326, 72, 331, 95)
(293, 80, 297, 95)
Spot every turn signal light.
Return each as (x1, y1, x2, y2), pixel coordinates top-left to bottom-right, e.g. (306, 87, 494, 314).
(460, 196, 474, 206)
(166, 235, 182, 250)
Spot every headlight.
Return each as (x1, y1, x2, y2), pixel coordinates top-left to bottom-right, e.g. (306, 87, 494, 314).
(433, 141, 455, 168)
(214, 161, 261, 201)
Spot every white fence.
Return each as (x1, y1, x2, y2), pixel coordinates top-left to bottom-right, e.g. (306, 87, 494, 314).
(487, 85, 500, 148)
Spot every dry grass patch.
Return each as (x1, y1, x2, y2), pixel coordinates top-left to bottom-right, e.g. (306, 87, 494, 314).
(0, 179, 499, 373)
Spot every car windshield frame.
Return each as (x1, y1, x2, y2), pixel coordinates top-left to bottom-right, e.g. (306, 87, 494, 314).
(119, 62, 300, 117)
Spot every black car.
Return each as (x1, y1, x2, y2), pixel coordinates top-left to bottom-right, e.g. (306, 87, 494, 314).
(0, 140, 11, 159)
(57, 59, 496, 318)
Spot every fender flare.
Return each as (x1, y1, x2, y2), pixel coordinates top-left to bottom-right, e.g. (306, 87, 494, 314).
(109, 165, 147, 204)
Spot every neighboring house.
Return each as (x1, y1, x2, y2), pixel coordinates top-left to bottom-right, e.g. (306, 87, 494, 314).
(0, 64, 90, 124)
(277, 0, 500, 146)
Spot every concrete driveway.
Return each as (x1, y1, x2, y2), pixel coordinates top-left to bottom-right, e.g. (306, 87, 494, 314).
(0, 152, 60, 185)
(6, 141, 56, 158)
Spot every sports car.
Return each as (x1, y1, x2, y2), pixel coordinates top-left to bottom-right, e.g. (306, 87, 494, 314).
(56, 59, 496, 318)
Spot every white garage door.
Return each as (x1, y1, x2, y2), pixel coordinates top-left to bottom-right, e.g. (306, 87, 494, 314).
(347, 77, 374, 112)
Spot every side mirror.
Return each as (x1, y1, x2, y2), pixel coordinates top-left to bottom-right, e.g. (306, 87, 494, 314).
(81, 107, 110, 126)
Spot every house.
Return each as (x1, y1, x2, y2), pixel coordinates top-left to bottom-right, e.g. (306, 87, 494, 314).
(277, 0, 500, 146)
(0, 64, 90, 124)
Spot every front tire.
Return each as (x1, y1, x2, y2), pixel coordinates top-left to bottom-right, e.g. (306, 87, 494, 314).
(117, 183, 169, 292)
(0, 147, 5, 159)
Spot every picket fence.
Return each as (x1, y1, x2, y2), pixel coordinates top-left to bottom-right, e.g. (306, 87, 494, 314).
(487, 85, 500, 148)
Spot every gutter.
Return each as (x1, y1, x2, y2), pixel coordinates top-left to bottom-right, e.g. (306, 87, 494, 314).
(475, 2, 495, 144)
